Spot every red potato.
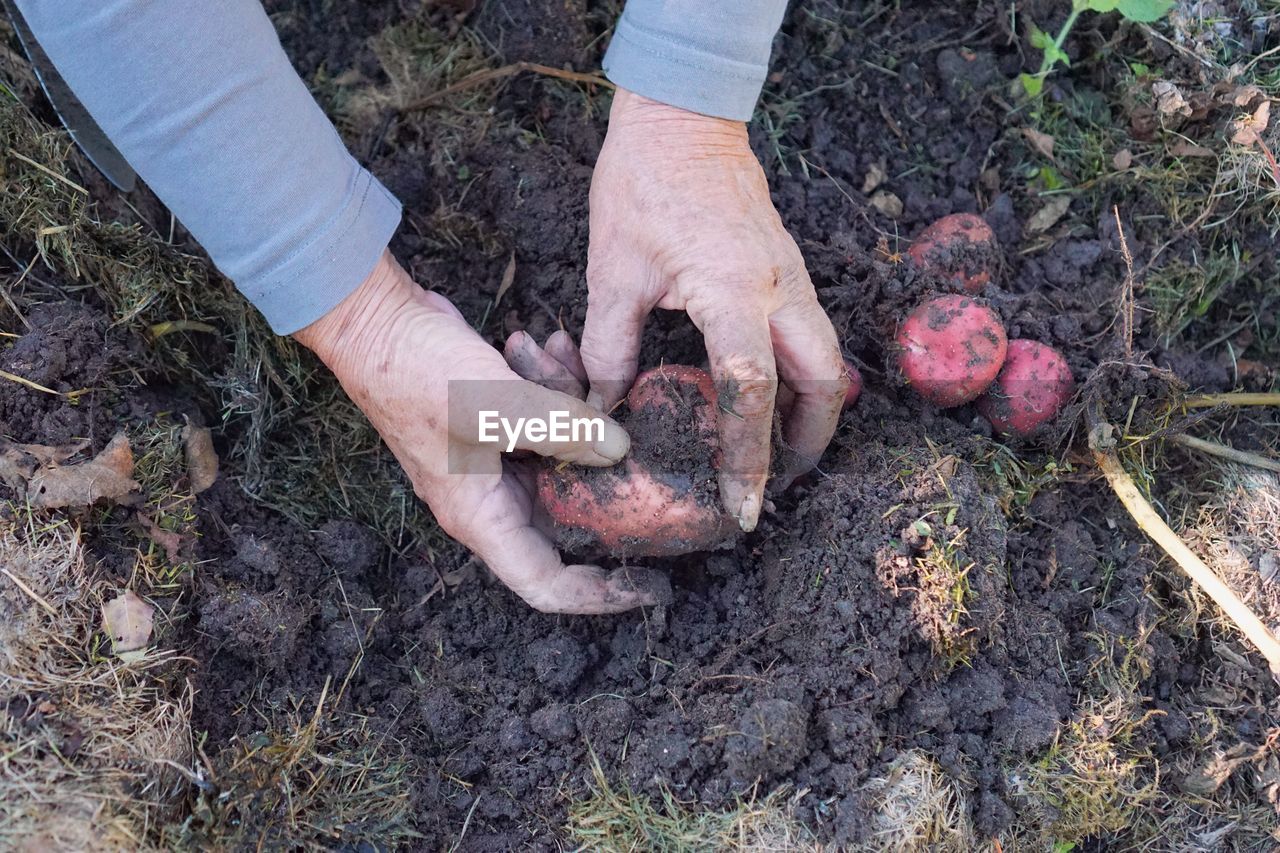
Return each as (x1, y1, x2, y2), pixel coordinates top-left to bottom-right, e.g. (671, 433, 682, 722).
(537, 365, 735, 557)
(977, 339, 1074, 437)
(843, 359, 863, 409)
(907, 213, 997, 294)
(896, 295, 1007, 408)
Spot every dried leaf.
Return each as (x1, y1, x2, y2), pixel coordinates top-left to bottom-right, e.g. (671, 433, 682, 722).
(1152, 80, 1192, 117)
(1112, 148, 1133, 170)
(18, 440, 89, 465)
(1026, 195, 1072, 233)
(861, 159, 887, 193)
(101, 589, 154, 653)
(1260, 552, 1279, 585)
(1231, 100, 1271, 146)
(28, 433, 140, 509)
(182, 425, 219, 494)
(494, 252, 517, 306)
(138, 512, 185, 564)
(870, 190, 903, 219)
(1179, 742, 1264, 796)
(1226, 83, 1264, 107)
(1170, 140, 1216, 158)
(1022, 127, 1056, 159)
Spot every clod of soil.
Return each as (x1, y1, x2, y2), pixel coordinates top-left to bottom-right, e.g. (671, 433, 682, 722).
(906, 213, 999, 293)
(977, 339, 1076, 437)
(537, 365, 735, 556)
(895, 295, 1008, 407)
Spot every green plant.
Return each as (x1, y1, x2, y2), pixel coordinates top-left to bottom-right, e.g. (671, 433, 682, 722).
(1021, 0, 1175, 96)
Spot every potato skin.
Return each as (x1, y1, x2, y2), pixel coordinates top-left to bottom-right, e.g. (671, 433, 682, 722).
(896, 295, 1007, 408)
(537, 365, 734, 557)
(907, 213, 997, 294)
(976, 339, 1074, 436)
(842, 359, 863, 409)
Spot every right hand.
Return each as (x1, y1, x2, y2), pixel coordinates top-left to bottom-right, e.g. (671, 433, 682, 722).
(293, 251, 663, 614)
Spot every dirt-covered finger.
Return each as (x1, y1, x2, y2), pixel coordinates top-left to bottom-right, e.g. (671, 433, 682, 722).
(545, 330, 589, 387)
(462, 377, 630, 465)
(502, 331, 586, 398)
(769, 289, 846, 487)
(691, 302, 777, 532)
(580, 286, 648, 412)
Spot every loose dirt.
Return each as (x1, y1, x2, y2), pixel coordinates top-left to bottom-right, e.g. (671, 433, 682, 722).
(1, 0, 1276, 848)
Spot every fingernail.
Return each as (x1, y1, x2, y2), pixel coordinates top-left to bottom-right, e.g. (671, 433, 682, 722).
(595, 421, 630, 462)
(737, 493, 760, 532)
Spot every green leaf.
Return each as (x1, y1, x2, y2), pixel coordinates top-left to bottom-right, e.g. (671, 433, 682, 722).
(1129, 61, 1151, 76)
(1116, 0, 1175, 22)
(1020, 73, 1045, 97)
(1085, 0, 1120, 10)
(1045, 43, 1072, 67)
(1030, 26, 1053, 50)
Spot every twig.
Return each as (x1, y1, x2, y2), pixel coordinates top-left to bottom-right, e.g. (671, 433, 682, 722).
(8, 148, 88, 195)
(1113, 206, 1136, 359)
(1171, 434, 1280, 474)
(1, 567, 59, 618)
(1185, 392, 1280, 409)
(1092, 446, 1280, 678)
(0, 368, 90, 399)
(399, 62, 612, 113)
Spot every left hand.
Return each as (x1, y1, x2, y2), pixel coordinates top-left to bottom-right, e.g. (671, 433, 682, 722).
(580, 88, 848, 532)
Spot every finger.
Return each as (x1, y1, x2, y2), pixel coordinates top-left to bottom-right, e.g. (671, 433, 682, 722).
(464, 376, 630, 464)
(769, 290, 847, 488)
(687, 298, 776, 532)
(580, 286, 648, 411)
(457, 474, 666, 614)
(503, 331, 585, 398)
(545, 330, 589, 387)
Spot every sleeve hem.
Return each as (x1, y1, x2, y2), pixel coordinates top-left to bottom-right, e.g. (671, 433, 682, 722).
(243, 167, 402, 335)
(602, 13, 768, 121)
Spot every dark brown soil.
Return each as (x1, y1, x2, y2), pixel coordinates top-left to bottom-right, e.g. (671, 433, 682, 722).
(3, 0, 1277, 849)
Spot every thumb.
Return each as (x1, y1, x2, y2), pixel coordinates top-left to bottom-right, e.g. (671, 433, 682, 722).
(460, 376, 631, 465)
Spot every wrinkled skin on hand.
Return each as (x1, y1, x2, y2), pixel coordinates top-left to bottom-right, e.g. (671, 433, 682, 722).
(294, 251, 666, 614)
(582, 88, 848, 533)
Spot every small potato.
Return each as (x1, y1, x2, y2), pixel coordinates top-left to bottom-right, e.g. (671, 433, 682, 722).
(977, 339, 1074, 437)
(896, 295, 1007, 408)
(906, 213, 998, 294)
(842, 359, 863, 409)
(537, 365, 734, 557)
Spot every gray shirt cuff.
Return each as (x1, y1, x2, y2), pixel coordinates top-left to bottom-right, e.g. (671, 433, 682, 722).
(602, 0, 788, 122)
(15, 0, 402, 335)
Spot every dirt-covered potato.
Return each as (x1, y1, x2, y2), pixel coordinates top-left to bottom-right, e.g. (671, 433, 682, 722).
(907, 213, 998, 293)
(977, 339, 1074, 436)
(896, 295, 1007, 408)
(537, 365, 735, 556)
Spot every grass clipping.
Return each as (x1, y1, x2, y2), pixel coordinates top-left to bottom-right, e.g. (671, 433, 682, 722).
(0, 517, 192, 851)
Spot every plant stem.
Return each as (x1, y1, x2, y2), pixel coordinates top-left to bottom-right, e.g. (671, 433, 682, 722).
(1034, 6, 1084, 82)
(1092, 447, 1280, 678)
(1185, 392, 1280, 408)
(1171, 434, 1280, 474)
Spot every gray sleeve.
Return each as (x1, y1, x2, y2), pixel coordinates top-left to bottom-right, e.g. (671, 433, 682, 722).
(602, 0, 788, 122)
(14, 0, 402, 335)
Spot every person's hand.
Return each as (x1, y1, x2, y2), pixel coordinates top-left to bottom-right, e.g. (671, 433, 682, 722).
(583, 88, 847, 533)
(294, 250, 663, 614)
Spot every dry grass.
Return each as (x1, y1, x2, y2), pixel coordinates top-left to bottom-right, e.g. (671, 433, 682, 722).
(0, 515, 193, 851)
(166, 677, 415, 851)
(566, 752, 815, 852)
(1005, 632, 1164, 848)
(859, 749, 976, 852)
